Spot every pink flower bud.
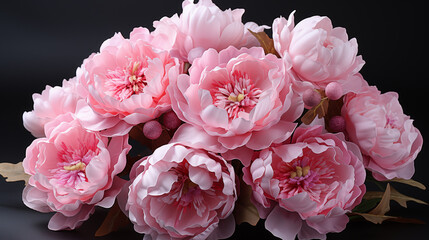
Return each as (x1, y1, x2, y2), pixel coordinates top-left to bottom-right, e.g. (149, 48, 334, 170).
(161, 110, 182, 130)
(329, 115, 346, 132)
(143, 120, 162, 140)
(303, 89, 321, 107)
(325, 82, 343, 100)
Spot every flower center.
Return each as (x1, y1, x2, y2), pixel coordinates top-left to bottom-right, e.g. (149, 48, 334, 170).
(275, 155, 335, 202)
(289, 165, 311, 179)
(63, 162, 86, 171)
(105, 61, 146, 101)
(53, 141, 98, 187)
(212, 71, 262, 119)
(385, 115, 400, 129)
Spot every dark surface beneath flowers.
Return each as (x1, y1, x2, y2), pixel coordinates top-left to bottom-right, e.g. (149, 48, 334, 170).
(1, 180, 429, 240)
(1, 0, 429, 239)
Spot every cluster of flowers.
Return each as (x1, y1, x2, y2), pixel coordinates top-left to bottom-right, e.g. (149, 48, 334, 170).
(20, 0, 423, 239)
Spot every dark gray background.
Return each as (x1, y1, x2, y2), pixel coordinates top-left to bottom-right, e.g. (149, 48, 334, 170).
(1, 0, 428, 239)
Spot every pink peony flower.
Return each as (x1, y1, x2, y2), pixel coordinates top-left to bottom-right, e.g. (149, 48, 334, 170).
(168, 46, 303, 152)
(272, 12, 366, 94)
(121, 142, 237, 240)
(23, 77, 82, 138)
(22, 113, 131, 230)
(242, 125, 366, 239)
(76, 28, 182, 136)
(152, 0, 265, 63)
(342, 86, 423, 180)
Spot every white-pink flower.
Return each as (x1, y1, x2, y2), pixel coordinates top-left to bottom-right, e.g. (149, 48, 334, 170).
(272, 12, 365, 94)
(342, 86, 423, 180)
(152, 0, 265, 63)
(168, 46, 303, 152)
(76, 28, 182, 136)
(23, 77, 82, 138)
(22, 113, 130, 230)
(121, 142, 237, 240)
(242, 125, 366, 239)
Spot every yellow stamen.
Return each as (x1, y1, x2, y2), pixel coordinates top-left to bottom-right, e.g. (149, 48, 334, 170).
(237, 93, 245, 102)
(228, 93, 245, 102)
(133, 84, 139, 92)
(132, 62, 141, 74)
(129, 75, 137, 83)
(289, 166, 310, 179)
(302, 166, 310, 176)
(63, 162, 86, 171)
(228, 95, 237, 102)
(295, 166, 303, 177)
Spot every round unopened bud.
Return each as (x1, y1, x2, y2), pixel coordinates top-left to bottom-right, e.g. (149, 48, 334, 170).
(143, 120, 163, 140)
(325, 82, 343, 100)
(161, 110, 181, 130)
(303, 89, 321, 107)
(329, 116, 346, 132)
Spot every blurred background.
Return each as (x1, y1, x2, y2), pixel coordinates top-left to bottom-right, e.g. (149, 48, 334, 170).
(1, 0, 428, 239)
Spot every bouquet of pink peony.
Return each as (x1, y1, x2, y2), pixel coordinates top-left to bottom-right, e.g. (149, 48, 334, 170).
(1, 0, 426, 239)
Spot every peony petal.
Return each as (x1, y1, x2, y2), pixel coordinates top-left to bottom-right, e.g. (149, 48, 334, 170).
(48, 204, 95, 231)
(265, 205, 302, 240)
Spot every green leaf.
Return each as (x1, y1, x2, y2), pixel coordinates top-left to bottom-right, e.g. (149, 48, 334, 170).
(0, 162, 30, 184)
(352, 198, 380, 213)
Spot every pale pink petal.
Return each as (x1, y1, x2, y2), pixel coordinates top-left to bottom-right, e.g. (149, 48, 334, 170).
(265, 205, 302, 240)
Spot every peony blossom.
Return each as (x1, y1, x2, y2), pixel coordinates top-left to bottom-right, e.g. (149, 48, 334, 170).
(120, 142, 237, 240)
(152, 0, 265, 63)
(76, 28, 182, 137)
(23, 77, 82, 138)
(168, 46, 303, 152)
(342, 86, 423, 180)
(272, 12, 365, 94)
(22, 113, 130, 230)
(242, 125, 366, 239)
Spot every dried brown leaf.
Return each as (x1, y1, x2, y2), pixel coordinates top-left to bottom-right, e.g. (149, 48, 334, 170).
(363, 186, 427, 208)
(353, 212, 397, 224)
(0, 162, 30, 184)
(387, 178, 426, 190)
(389, 186, 427, 207)
(248, 30, 280, 57)
(388, 217, 426, 224)
(95, 202, 130, 237)
(354, 184, 392, 224)
(233, 182, 260, 226)
(301, 97, 329, 125)
(369, 183, 391, 216)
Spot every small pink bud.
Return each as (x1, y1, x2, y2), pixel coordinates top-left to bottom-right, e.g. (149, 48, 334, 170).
(303, 89, 322, 107)
(143, 120, 162, 140)
(325, 82, 343, 100)
(329, 116, 346, 132)
(161, 110, 182, 130)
